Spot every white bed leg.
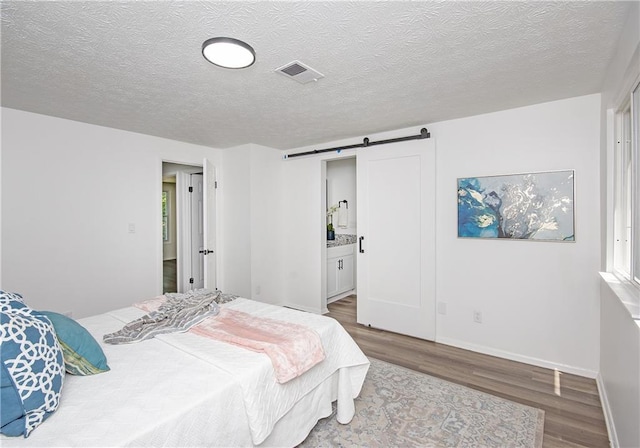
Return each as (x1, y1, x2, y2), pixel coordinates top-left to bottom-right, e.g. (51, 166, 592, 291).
(336, 367, 355, 424)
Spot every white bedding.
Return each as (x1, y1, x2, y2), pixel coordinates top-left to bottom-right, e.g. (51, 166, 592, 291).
(0, 298, 369, 447)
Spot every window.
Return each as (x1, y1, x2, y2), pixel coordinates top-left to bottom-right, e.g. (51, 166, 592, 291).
(614, 80, 640, 287)
(162, 190, 169, 242)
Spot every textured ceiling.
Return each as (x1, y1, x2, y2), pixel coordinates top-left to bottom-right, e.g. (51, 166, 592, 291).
(1, 1, 633, 150)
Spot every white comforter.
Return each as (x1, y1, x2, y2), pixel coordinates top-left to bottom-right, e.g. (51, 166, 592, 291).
(1, 298, 369, 447)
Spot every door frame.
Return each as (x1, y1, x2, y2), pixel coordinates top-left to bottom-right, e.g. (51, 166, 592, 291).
(321, 155, 358, 313)
(157, 158, 218, 295)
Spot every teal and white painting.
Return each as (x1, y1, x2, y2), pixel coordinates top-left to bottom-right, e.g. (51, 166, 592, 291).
(457, 170, 575, 241)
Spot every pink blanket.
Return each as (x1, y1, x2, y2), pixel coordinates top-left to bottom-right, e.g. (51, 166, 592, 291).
(190, 308, 326, 383)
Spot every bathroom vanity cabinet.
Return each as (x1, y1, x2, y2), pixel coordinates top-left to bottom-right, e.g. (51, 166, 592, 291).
(326, 243, 355, 300)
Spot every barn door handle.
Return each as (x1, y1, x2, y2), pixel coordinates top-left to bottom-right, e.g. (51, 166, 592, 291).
(359, 236, 364, 253)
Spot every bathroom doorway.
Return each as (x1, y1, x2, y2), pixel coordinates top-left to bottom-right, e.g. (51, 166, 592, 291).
(325, 157, 357, 308)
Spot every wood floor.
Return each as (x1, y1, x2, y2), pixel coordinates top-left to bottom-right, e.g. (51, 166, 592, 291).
(163, 259, 177, 293)
(326, 296, 609, 448)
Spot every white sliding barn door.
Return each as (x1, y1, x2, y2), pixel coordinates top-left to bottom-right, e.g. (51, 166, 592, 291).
(356, 139, 436, 340)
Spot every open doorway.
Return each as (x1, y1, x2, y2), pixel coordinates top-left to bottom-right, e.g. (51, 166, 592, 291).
(162, 174, 178, 292)
(325, 157, 357, 309)
(162, 162, 204, 293)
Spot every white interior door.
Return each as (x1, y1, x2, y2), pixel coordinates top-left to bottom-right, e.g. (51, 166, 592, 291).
(175, 162, 216, 293)
(356, 139, 436, 340)
(176, 171, 189, 292)
(203, 158, 217, 290)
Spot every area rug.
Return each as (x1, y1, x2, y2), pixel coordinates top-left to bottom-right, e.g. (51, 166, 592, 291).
(300, 358, 544, 448)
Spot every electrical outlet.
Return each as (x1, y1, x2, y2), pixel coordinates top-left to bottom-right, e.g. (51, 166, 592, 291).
(473, 310, 482, 323)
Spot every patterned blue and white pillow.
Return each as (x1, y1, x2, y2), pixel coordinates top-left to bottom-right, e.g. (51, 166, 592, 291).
(0, 295, 65, 438)
(0, 290, 27, 314)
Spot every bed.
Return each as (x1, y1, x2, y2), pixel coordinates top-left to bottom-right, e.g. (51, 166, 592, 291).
(1, 295, 370, 447)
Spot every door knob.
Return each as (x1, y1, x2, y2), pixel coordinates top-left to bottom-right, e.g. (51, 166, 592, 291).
(199, 249, 214, 255)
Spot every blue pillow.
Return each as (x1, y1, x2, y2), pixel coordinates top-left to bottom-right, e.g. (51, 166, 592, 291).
(0, 290, 29, 433)
(0, 363, 23, 436)
(37, 311, 110, 376)
(0, 290, 27, 314)
(0, 307, 65, 437)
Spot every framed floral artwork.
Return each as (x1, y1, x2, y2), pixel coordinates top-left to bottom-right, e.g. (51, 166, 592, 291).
(457, 170, 575, 241)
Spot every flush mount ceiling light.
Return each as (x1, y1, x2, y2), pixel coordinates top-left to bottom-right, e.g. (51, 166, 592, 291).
(202, 37, 255, 69)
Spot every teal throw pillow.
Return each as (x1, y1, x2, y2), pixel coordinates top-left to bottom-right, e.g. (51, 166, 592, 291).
(37, 311, 110, 376)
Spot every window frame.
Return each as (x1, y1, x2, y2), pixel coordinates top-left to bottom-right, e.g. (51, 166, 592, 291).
(613, 77, 640, 290)
(632, 81, 640, 285)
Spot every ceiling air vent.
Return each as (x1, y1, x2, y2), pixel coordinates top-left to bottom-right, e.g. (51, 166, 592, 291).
(275, 60, 324, 84)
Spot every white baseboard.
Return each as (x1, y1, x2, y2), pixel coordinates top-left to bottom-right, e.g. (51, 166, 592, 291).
(435, 336, 599, 379)
(596, 372, 618, 448)
(281, 302, 324, 315)
(327, 290, 355, 305)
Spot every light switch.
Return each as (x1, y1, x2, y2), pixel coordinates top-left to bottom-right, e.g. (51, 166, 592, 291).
(128, 223, 136, 233)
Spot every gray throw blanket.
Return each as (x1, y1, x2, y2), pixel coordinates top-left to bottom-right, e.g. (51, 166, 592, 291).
(103, 289, 222, 345)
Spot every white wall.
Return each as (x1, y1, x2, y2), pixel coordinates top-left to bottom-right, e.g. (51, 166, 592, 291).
(0, 107, 3, 288)
(220, 143, 285, 303)
(432, 94, 601, 377)
(601, 1, 640, 111)
(599, 278, 640, 448)
(281, 153, 323, 312)
(249, 145, 285, 304)
(280, 94, 602, 375)
(220, 145, 252, 298)
(1, 108, 222, 318)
